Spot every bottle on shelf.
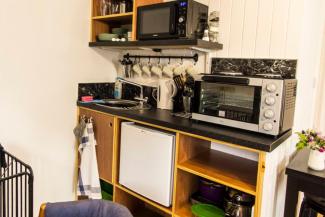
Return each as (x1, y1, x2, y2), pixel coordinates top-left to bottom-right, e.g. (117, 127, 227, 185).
(120, 0, 126, 13)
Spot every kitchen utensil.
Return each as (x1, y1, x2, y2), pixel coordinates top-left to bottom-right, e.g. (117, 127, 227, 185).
(120, 58, 133, 78)
(224, 188, 255, 217)
(191, 204, 224, 217)
(183, 96, 191, 113)
(173, 74, 184, 91)
(98, 33, 118, 41)
(155, 79, 177, 110)
(198, 179, 226, 208)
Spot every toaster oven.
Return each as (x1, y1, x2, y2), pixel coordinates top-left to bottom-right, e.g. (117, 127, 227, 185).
(192, 75, 297, 136)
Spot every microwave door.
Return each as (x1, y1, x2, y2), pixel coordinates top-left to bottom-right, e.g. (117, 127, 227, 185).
(137, 2, 177, 40)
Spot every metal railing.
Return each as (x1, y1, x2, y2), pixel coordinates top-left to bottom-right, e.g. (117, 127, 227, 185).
(0, 145, 33, 217)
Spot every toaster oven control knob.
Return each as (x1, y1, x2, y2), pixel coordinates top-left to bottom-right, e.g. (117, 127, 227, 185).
(263, 123, 273, 131)
(266, 83, 277, 92)
(265, 96, 276, 105)
(264, 109, 275, 119)
(178, 16, 185, 23)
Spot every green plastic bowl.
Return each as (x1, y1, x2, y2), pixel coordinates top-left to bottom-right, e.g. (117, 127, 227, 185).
(191, 204, 225, 217)
(98, 33, 118, 41)
(111, 28, 128, 35)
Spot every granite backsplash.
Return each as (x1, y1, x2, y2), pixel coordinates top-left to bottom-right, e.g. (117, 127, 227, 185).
(78, 83, 157, 107)
(211, 58, 297, 79)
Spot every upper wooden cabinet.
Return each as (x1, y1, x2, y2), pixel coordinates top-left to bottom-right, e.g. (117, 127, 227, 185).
(79, 108, 115, 184)
(90, 0, 163, 42)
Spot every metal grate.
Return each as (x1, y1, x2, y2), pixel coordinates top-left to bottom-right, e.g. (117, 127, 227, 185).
(0, 144, 33, 217)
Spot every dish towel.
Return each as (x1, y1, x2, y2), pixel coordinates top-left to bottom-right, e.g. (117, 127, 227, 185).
(77, 121, 102, 199)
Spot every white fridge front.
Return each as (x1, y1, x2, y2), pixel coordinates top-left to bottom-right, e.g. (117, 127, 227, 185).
(119, 122, 175, 207)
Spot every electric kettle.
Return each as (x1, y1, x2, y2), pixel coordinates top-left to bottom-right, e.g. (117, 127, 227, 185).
(156, 79, 177, 110)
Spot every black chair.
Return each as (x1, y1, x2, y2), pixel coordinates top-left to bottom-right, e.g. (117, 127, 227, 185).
(299, 194, 325, 217)
(39, 200, 133, 217)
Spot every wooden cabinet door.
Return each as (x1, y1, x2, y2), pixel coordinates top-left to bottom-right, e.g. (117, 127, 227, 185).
(79, 108, 114, 183)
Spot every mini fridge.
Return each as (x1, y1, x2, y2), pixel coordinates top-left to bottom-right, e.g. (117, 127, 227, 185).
(119, 122, 175, 207)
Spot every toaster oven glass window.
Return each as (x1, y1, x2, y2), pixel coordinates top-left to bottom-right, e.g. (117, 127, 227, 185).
(198, 83, 261, 123)
(140, 8, 171, 34)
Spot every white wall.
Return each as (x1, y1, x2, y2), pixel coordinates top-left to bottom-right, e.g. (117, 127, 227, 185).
(0, 0, 119, 214)
(209, 0, 303, 58)
(208, 0, 325, 133)
(314, 25, 325, 132)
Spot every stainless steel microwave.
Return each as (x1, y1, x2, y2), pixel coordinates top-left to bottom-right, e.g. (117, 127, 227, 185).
(192, 75, 297, 136)
(136, 0, 208, 40)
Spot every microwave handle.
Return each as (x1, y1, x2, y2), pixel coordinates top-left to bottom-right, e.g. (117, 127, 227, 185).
(201, 76, 250, 85)
(169, 5, 177, 34)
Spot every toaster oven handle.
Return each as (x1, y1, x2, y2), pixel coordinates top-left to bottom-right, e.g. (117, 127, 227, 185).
(201, 76, 250, 85)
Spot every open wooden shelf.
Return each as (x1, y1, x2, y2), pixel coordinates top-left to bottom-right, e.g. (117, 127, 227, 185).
(92, 12, 134, 22)
(89, 39, 223, 51)
(115, 184, 173, 215)
(173, 170, 198, 217)
(178, 149, 258, 196)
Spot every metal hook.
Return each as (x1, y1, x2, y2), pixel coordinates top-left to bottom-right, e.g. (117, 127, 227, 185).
(158, 57, 161, 65)
(168, 57, 171, 64)
(181, 57, 184, 65)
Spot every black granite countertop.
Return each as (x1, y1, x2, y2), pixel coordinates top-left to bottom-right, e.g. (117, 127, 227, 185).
(77, 102, 292, 152)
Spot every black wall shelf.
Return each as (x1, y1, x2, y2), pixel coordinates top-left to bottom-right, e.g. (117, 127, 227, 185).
(89, 39, 223, 51)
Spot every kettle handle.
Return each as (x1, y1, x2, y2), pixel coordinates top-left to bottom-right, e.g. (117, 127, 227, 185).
(170, 81, 177, 97)
(152, 88, 157, 101)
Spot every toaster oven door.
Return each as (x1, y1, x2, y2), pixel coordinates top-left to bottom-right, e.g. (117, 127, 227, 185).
(193, 82, 262, 124)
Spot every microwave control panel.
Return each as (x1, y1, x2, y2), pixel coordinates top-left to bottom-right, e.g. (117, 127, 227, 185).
(177, 0, 188, 37)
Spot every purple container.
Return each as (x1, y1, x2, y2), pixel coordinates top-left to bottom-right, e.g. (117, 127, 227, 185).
(198, 179, 226, 207)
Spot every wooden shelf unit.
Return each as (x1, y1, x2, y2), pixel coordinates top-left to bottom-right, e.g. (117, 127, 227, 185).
(177, 133, 258, 196)
(88, 39, 223, 51)
(115, 184, 173, 215)
(76, 107, 266, 217)
(90, 0, 163, 42)
(92, 12, 133, 22)
(114, 185, 172, 217)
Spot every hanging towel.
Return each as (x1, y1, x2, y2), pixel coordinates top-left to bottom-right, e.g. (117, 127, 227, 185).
(77, 121, 102, 199)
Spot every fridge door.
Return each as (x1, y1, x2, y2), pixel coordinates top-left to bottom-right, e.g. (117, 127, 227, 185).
(119, 122, 175, 207)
